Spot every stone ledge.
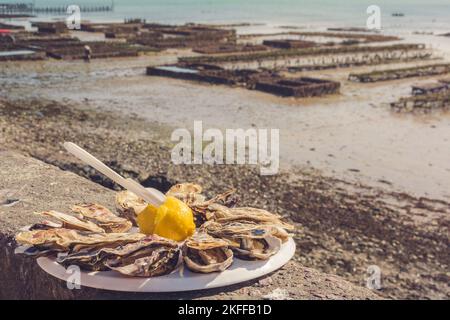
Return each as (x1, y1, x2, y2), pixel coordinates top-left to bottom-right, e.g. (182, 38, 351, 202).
(0, 151, 381, 300)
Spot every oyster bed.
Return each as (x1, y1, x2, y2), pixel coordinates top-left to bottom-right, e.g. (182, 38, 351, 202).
(15, 183, 294, 278)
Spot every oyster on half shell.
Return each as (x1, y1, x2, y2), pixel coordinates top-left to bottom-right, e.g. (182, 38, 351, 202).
(168, 183, 238, 227)
(28, 220, 62, 231)
(105, 236, 182, 277)
(115, 190, 147, 226)
(205, 204, 294, 241)
(71, 203, 132, 233)
(36, 210, 105, 233)
(182, 232, 233, 273)
(166, 183, 206, 205)
(15, 228, 145, 254)
(201, 221, 282, 260)
(189, 188, 238, 214)
(57, 246, 112, 271)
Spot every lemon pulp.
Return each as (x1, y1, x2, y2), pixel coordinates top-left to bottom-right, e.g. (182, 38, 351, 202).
(137, 196, 195, 242)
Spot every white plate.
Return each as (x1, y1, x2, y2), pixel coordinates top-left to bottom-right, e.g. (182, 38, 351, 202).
(37, 238, 296, 292)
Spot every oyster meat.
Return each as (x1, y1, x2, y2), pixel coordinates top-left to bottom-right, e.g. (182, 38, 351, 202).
(201, 221, 282, 260)
(105, 236, 182, 277)
(36, 210, 105, 233)
(182, 232, 233, 273)
(71, 203, 132, 233)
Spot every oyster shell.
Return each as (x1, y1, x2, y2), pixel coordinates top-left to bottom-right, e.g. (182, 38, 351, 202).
(167, 183, 239, 208)
(36, 210, 105, 233)
(167, 183, 203, 195)
(71, 203, 132, 233)
(205, 204, 294, 240)
(115, 190, 147, 226)
(190, 188, 238, 212)
(172, 184, 238, 227)
(166, 183, 206, 205)
(28, 220, 62, 231)
(57, 235, 152, 271)
(57, 247, 111, 271)
(182, 232, 233, 273)
(105, 236, 182, 277)
(201, 221, 282, 260)
(15, 228, 145, 253)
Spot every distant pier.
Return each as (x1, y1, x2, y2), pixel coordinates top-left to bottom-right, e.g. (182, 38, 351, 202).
(0, 2, 114, 15)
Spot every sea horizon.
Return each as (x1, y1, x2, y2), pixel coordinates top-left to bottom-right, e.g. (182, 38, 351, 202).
(2, 0, 450, 33)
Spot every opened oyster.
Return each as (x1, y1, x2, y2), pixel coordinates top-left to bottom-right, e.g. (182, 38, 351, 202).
(204, 204, 294, 238)
(57, 246, 112, 271)
(166, 183, 206, 205)
(167, 183, 238, 226)
(182, 232, 233, 273)
(28, 220, 62, 231)
(115, 190, 147, 226)
(201, 221, 283, 260)
(189, 189, 238, 224)
(71, 203, 132, 233)
(16, 228, 145, 254)
(105, 236, 182, 277)
(36, 210, 105, 233)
